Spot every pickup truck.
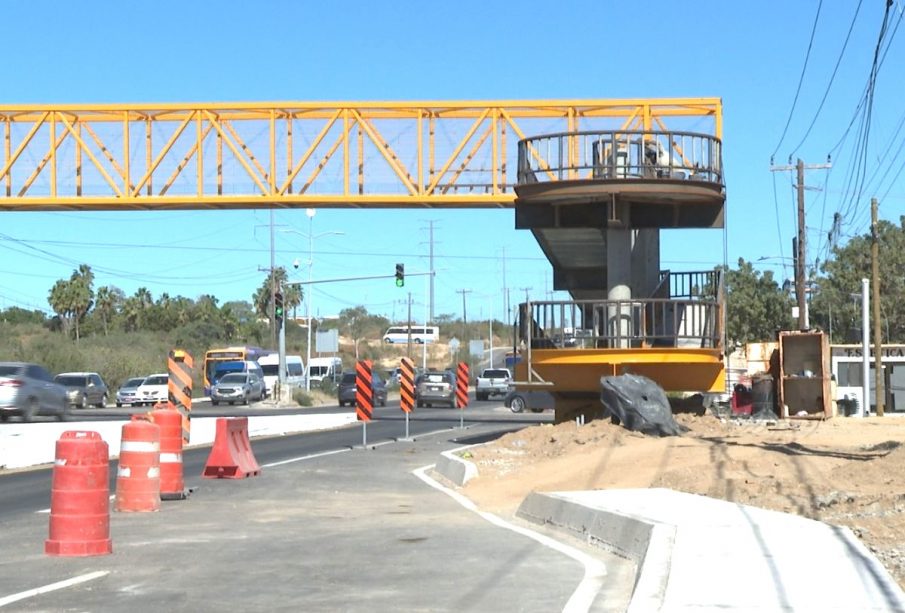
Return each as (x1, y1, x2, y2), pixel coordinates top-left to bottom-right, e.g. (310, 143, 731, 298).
(475, 368, 512, 401)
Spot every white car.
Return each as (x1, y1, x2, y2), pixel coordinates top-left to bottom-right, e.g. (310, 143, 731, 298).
(135, 373, 168, 406)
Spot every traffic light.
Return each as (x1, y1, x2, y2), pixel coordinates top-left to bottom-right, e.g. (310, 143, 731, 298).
(274, 291, 284, 325)
(395, 263, 404, 287)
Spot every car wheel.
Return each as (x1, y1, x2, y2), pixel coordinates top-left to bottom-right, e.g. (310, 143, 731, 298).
(77, 395, 87, 409)
(0, 414, 7, 422)
(116, 402, 122, 408)
(416, 401, 423, 408)
(510, 395, 526, 413)
(380, 396, 387, 407)
(97, 394, 107, 408)
(212, 400, 219, 406)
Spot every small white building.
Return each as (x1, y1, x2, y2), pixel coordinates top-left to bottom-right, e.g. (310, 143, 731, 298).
(831, 344, 905, 414)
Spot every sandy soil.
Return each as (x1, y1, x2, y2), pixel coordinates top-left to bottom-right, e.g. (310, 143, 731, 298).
(462, 413, 905, 589)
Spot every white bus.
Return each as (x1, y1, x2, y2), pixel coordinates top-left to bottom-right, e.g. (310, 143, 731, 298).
(382, 325, 439, 345)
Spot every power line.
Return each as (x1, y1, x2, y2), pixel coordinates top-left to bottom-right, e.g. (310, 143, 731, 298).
(771, 0, 824, 159)
(788, 0, 864, 158)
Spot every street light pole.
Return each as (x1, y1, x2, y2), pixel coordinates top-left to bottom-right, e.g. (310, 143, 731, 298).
(305, 209, 315, 391)
(281, 212, 344, 393)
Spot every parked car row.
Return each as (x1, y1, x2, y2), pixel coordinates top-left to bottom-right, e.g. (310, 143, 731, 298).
(1, 360, 265, 423)
(1, 362, 167, 422)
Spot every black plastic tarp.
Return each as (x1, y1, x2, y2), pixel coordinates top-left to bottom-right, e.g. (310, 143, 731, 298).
(599, 373, 684, 437)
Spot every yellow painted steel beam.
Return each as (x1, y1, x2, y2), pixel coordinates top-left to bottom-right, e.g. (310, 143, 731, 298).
(0, 98, 721, 211)
(516, 347, 727, 394)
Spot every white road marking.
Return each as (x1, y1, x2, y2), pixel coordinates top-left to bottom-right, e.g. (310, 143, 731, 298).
(414, 462, 608, 613)
(0, 570, 109, 608)
(261, 448, 350, 467)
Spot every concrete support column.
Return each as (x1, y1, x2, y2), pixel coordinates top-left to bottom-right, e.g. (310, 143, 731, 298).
(606, 228, 632, 348)
(631, 229, 660, 297)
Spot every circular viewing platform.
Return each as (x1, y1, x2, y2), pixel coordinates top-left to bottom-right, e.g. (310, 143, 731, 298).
(514, 130, 725, 229)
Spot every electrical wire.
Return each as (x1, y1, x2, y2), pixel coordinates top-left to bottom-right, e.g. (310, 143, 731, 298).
(788, 0, 864, 158)
(771, 0, 824, 159)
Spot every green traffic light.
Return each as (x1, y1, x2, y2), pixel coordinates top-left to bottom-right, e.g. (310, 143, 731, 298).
(395, 278, 404, 287)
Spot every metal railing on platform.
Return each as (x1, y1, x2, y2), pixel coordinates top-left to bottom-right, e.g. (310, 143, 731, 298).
(517, 130, 724, 187)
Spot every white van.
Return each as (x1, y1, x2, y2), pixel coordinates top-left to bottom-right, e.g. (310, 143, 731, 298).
(382, 325, 439, 344)
(307, 357, 343, 384)
(258, 354, 305, 395)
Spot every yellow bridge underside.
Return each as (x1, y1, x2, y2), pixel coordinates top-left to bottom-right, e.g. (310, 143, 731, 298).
(0, 98, 721, 211)
(516, 348, 727, 394)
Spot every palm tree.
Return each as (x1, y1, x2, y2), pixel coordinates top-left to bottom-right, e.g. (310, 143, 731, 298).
(68, 265, 95, 343)
(94, 285, 122, 335)
(48, 279, 74, 337)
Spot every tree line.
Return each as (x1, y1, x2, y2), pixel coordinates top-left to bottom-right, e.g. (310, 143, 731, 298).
(3, 216, 900, 352)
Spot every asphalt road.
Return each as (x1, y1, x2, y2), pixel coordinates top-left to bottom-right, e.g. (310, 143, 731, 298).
(0, 403, 634, 612)
(0, 399, 545, 519)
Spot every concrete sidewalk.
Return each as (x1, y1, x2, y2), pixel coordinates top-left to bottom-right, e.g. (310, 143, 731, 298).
(438, 452, 905, 612)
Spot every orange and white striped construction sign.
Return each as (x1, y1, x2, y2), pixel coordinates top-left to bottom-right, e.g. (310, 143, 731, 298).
(168, 349, 193, 443)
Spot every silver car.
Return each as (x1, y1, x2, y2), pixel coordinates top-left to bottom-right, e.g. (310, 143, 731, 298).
(211, 373, 266, 406)
(0, 362, 68, 422)
(116, 376, 147, 407)
(54, 372, 110, 409)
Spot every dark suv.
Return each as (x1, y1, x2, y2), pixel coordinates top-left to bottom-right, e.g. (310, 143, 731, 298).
(337, 371, 388, 407)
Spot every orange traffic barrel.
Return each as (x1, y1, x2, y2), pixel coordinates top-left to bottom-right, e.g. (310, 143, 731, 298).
(150, 405, 186, 500)
(45, 431, 112, 556)
(114, 417, 160, 512)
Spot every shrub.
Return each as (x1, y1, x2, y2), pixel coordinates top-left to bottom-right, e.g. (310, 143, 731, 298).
(292, 389, 314, 407)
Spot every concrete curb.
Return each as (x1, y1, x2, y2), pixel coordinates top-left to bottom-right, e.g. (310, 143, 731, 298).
(516, 492, 671, 612)
(432, 447, 666, 607)
(434, 446, 479, 486)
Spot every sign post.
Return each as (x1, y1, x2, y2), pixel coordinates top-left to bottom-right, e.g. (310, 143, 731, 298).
(456, 362, 469, 429)
(399, 357, 415, 440)
(355, 360, 373, 446)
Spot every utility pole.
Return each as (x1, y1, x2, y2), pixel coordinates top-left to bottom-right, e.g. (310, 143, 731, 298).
(457, 289, 471, 354)
(770, 158, 831, 331)
(796, 160, 807, 330)
(406, 291, 413, 361)
(872, 197, 884, 416)
(255, 211, 285, 349)
(422, 219, 436, 325)
(519, 286, 533, 303)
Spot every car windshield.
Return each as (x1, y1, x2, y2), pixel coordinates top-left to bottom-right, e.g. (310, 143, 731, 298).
(220, 374, 248, 384)
(261, 364, 279, 376)
(144, 376, 167, 386)
(123, 377, 146, 387)
(55, 375, 87, 386)
(484, 370, 509, 378)
(422, 372, 449, 384)
(340, 373, 356, 384)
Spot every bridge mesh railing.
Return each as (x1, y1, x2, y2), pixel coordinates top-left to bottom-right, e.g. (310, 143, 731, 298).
(516, 271, 724, 351)
(517, 130, 723, 187)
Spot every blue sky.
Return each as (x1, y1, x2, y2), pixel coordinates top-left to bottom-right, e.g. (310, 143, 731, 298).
(1, 1, 903, 325)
